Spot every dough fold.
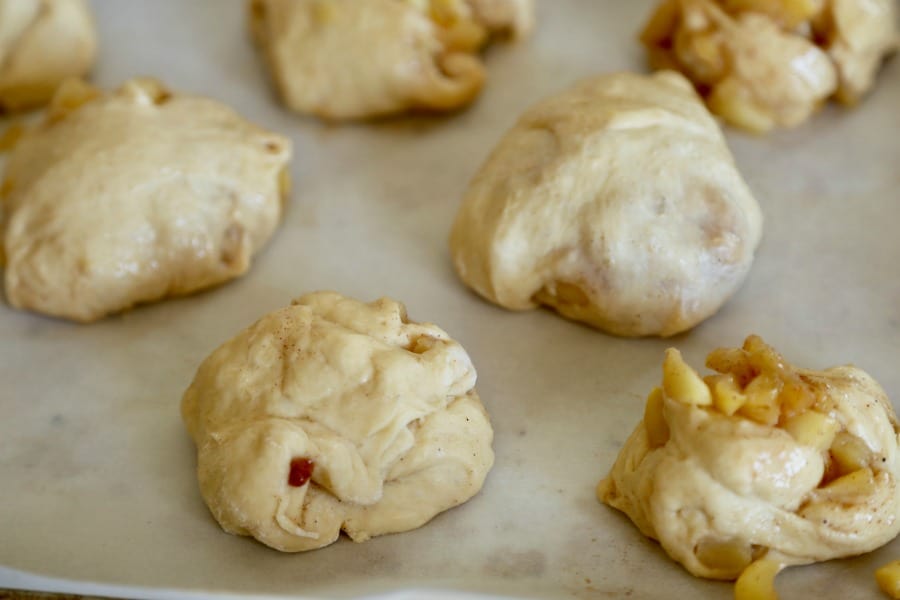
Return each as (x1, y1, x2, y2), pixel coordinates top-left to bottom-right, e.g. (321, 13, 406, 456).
(182, 291, 494, 552)
(817, 0, 900, 104)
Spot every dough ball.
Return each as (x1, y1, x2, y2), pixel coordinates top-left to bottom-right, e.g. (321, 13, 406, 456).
(815, 0, 899, 105)
(641, 0, 898, 132)
(181, 291, 494, 552)
(598, 336, 900, 582)
(0, 0, 97, 111)
(248, 0, 534, 120)
(1, 78, 291, 322)
(449, 71, 762, 338)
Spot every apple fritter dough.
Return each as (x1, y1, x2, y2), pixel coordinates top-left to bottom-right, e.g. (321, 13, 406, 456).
(449, 71, 762, 337)
(816, 0, 900, 105)
(248, 0, 534, 120)
(641, 0, 898, 132)
(181, 291, 494, 552)
(0, 0, 97, 111)
(598, 336, 900, 584)
(1, 78, 291, 322)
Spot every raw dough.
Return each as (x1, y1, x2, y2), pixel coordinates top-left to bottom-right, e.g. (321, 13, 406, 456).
(816, 0, 900, 104)
(598, 336, 900, 581)
(463, 0, 534, 39)
(1, 78, 291, 322)
(641, 0, 899, 132)
(0, 0, 97, 111)
(449, 71, 763, 337)
(249, 0, 534, 119)
(181, 291, 494, 552)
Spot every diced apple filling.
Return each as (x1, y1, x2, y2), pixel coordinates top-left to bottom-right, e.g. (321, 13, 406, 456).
(644, 386, 670, 448)
(876, 559, 900, 599)
(628, 335, 896, 597)
(653, 334, 878, 497)
(662, 348, 712, 406)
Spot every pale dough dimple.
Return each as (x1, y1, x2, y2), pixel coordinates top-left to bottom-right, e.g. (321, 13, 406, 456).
(181, 291, 494, 552)
(1, 78, 291, 322)
(248, 0, 534, 120)
(449, 71, 763, 337)
(0, 0, 97, 111)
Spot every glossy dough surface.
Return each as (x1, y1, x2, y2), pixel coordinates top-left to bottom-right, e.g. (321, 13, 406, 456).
(1, 78, 290, 322)
(599, 338, 900, 580)
(181, 291, 494, 552)
(641, 0, 899, 132)
(0, 0, 97, 111)
(449, 71, 763, 337)
(249, 0, 534, 119)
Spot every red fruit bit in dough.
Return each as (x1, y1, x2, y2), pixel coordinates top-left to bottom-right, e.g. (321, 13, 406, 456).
(288, 457, 315, 487)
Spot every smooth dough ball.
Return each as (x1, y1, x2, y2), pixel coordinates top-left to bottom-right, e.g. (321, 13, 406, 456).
(248, 0, 534, 120)
(182, 291, 494, 552)
(1, 78, 291, 322)
(641, 0, 898, 132)
(598, 336, 900, 582)
(0, 0, 97, 111)
(449, 71, 762, 338)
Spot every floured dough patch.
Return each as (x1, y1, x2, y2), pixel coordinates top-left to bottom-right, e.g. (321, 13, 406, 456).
(598, 336, 900, 586)
(449, 71, 762, 337)
(0, 0, 97, 112)
(181, 291, 495, 552)
(248, 0, 534, 119)
(1, 78, 291, 322)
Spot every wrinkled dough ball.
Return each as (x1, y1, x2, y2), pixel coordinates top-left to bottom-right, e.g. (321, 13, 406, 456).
(181, 291, 495, 552)
(598, 336, 900, 581)
(0, 0, 97, 111)
(248, 0, 534, 119)
(449, 71, 762, 337)
(641, 0, 898, 132)
(1, 78, 291, 322)
(817, 0, 899, 104)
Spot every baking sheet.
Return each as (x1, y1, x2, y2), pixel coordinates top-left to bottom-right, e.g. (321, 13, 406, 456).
(2, 1, 899, 598)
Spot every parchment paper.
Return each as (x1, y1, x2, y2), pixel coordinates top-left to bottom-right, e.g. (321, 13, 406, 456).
(2, 1, 899, 598)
